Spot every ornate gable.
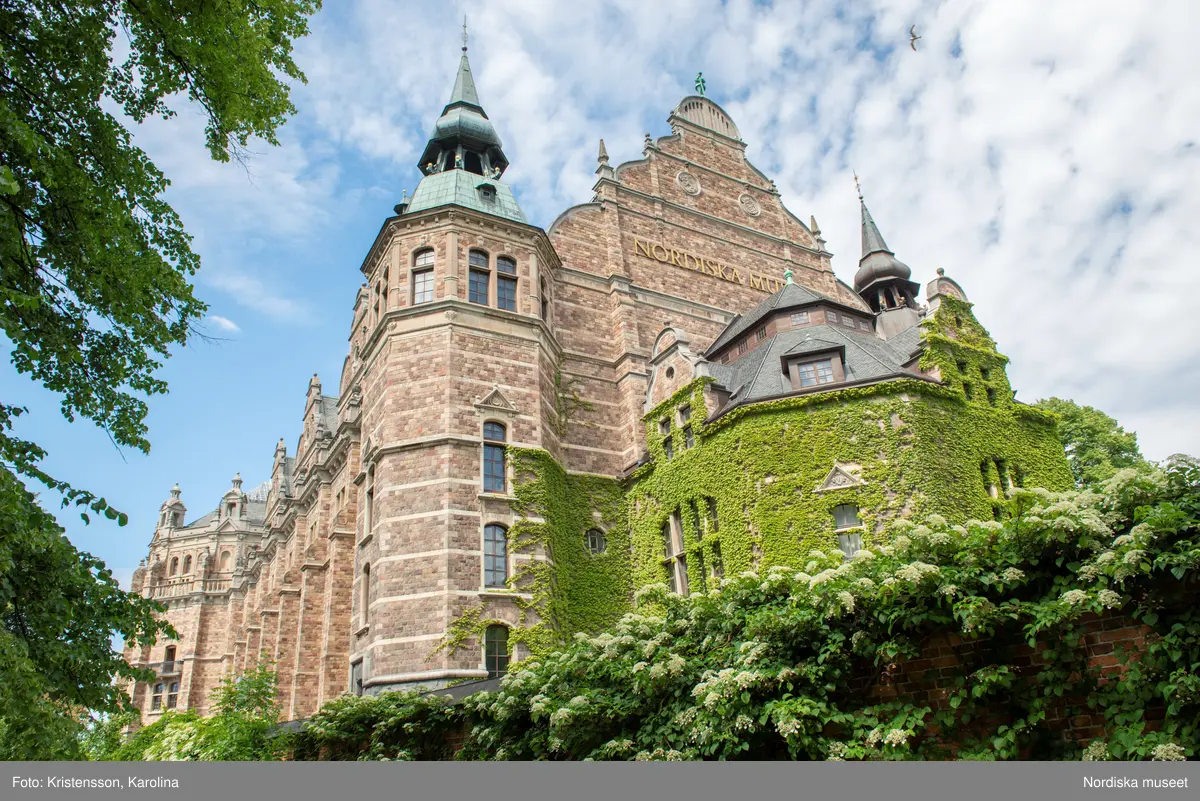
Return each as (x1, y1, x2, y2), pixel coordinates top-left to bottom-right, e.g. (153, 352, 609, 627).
(816, 463, 865, 493)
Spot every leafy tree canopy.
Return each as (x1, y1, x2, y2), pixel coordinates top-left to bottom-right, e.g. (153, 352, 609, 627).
(0, 0, 321, 756)
(1034, 397, 1147, 488)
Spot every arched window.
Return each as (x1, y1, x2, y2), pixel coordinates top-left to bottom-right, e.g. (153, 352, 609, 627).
(183, 554, 192, 574)
(468, 250, 490, 305)
(360, 563, 371, 627)
(496, 257, 517, 312)
(484, 625, 510, 678)
(464, 151, 483, 175)
(482, 423, 506, 493)
(484, 524, 508, 588)
(219, 551, 231, 571)
(173, 512, 183, 527)
(412, 249, 435, 304)
(169, 557, 179, 576)
(585, 528, 607, 555)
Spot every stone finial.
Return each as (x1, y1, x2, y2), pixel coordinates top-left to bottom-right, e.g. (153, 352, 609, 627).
(644, 132, 653, 151)
(784, 268, 794, 285)
(810, 215, 822, 237)
(937, 267, 945, 276)
(276, 437, 286, 453)
(309, 373, 321, 390)
(170, 483, 182, 500)
(595, 138, 615, 179)
(232, 473, 243, 491)
(597, 139, 609, 166)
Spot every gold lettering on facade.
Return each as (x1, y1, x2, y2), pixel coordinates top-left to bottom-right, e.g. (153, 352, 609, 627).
(630, 237, 783, 293)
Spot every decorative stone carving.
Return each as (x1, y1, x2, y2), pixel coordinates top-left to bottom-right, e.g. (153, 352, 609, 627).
(676, 170, 701, 196)
(816, 464, 865, 493)
(738, 192, 761, 217)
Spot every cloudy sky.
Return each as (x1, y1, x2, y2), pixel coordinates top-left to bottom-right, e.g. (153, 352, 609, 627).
(4, 0, 1198, 585)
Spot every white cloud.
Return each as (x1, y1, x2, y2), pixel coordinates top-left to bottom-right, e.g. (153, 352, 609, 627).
(207, 315, 241, 333)
(123, 0, 1199, 460)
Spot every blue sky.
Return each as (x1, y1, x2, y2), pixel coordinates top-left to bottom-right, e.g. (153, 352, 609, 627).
(4, 0, 1199, 589)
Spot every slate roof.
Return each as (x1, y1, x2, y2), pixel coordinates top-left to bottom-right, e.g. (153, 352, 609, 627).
(318, 395, 339, 432)
(709, 321, 926, 410)
(406, 170, 527, 224)
(704, 282, 870, 357)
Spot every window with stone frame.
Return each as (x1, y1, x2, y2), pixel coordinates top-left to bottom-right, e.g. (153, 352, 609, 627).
(682, 426, 694, 449)
(755, 325, 767, 341)
(166, 681, 179, 709)
(677, 404, 691, 426)
(468, 250, 490, 305)
(710, 541, 725, 581)
(791, 311, 810, 325)
(364, 466, 374, 541)
(484, 625, 510, 678)
(658, 417, 670, 436)
(585, 528, 607, 555)
(662, 511, 688, 595)
(484, 524, 508, 587)
(497, 257, 518, 312)
(842, 316, 856, 329)
(737, 339, 749, 355)
(539, 277, 549, 321)
(350, 659, 364, 697)
(170, 557, 178, 576)
(151, 682, 164, 710)
(662, 436, 674, 461)
(837, 531, 863, 560)
(412, 249, 435, 304)
(183, 554, 192, 574)
(827, 311, 839, 323)
(482, 422, 507, 493)
(163, 645, 177, 674)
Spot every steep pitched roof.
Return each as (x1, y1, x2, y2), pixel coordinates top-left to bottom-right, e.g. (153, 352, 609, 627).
(704, 282, 829, 356)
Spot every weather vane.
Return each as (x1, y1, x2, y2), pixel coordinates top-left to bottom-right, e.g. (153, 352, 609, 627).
(853, 169, 863, 200)
(462, 15, 468, 52)
(695, 72, 706, 96)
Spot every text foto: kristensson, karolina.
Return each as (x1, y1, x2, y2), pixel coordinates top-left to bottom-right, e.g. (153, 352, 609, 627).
(1085, 776, 1189, 789)
(13, 776, 180, 789)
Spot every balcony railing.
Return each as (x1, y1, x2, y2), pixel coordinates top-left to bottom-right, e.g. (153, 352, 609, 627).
(146, 660, 181, 675)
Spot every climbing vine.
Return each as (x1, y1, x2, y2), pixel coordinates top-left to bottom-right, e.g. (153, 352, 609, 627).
(435, 447, 632, 662)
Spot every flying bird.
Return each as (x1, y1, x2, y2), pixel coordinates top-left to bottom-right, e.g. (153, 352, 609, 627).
(910, 25, 921, 51)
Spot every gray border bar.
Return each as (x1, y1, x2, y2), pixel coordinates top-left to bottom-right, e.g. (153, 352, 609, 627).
(2, 761, 1195, 801)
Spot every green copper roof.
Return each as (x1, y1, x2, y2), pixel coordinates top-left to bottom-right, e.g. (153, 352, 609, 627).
(448, 52, 481, 108)
(405, 170, 527, 224)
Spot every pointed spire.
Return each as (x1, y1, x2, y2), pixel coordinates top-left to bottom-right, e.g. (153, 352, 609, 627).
(597, 139, 609, 166)
(860, 198, 892, 257)
(448, 51, 481, 109)
(595, 138, 614, 180)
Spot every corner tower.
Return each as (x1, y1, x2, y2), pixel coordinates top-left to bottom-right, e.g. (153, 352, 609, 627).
(344, 34, 562, 693)
(854, 191, 922, 337)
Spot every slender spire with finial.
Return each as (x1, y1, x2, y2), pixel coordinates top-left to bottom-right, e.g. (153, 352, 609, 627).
(853, 169, 863, 200)
(462, 15, 468, 52)
(783, 268, 794, 285)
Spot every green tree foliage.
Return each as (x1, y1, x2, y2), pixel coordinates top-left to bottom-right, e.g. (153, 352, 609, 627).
(288, 462, 1199, 761)
(0, 467, 173, 760)
(92, 664, 286, 761)
(0, 0, 321, 757)
(1034, 397, 1147, 488)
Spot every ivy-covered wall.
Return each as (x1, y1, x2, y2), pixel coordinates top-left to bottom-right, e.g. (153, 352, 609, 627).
(627, 296, 1073, 594)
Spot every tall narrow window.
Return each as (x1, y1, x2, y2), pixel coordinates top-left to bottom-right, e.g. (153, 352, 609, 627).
(468, 250, 490, 305)
(183, 554, 192, 574)
(484, 524, 508, 587)
(706, 498, 720, 534)
(482, 423, 507, 493)
(360, 563, 370, 627)
(963, 381, 974, 400)
(151, 683, 163, 710)
(662, 437, 674, 460)
(586, 528, 607, 555)
(497, 257, 518, 312)
(662, 511, 688, 596)
(166, 681, 179, 710)
(220, 551, 231, 571)
(540, 277, 549, 321)
(710, 541, 724, 580)
(170, 557, 179, 576)
(163, 645, 177, 674)
(412, 249, 435, 304)
(485, 625, 510, 678)
(364, 467, 374, 541)
(350, 660, 364, 697)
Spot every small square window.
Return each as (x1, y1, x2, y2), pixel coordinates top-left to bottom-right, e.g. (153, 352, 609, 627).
(755, 326, 767, 341)
(837, 531, 863, 560)
(677, 405, 691, 425)
(833, 504, 862, 531)
(842, 316, 856, 328)
(859, 320, 871, 331)
(827, 311, 839, 323)
(797, 359, 835, 387)
(658, 418, 670, 435)
(737, 340, 749, 355)
(791, 311, 809, 325)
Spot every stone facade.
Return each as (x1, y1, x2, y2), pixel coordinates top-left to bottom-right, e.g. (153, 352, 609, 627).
(122, 49, 1070, 727)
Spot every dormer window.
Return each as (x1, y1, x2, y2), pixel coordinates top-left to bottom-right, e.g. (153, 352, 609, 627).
(478, 183, 496, 202)
(785, 351, 845, 390)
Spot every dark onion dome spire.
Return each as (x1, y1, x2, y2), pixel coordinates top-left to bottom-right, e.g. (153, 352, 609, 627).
(416, 30, 509, 179)
(853, 197, 912, 293)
